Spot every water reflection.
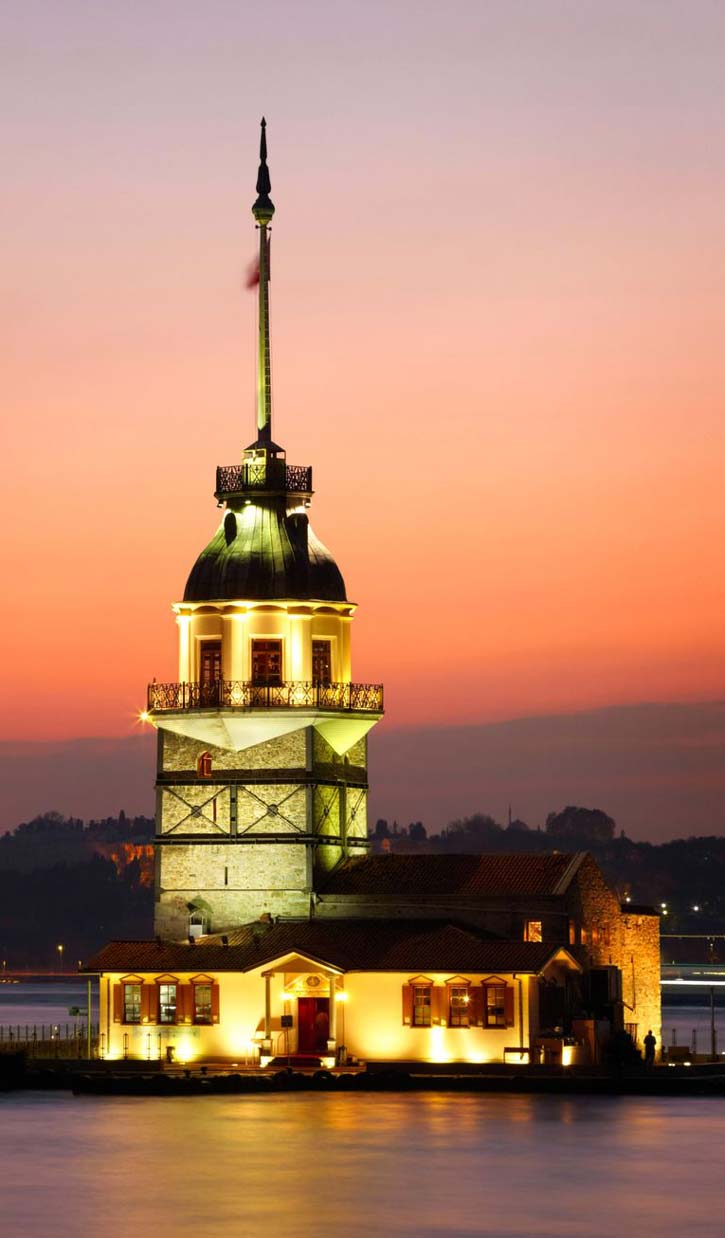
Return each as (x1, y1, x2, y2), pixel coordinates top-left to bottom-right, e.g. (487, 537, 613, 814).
(2, 1092, 725, 1236)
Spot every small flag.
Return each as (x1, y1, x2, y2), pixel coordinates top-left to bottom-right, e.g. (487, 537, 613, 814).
(245, 255, 260, 288)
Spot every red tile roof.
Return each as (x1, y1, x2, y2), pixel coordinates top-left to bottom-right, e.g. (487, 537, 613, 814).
(85, 919, 578, 976)
(321, 853, 580, 897)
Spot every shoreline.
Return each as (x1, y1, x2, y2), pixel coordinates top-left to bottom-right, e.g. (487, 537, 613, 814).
(4, 1055, 725, 1098)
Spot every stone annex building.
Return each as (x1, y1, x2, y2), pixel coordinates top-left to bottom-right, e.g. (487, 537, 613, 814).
(88, 123, 661, 1069)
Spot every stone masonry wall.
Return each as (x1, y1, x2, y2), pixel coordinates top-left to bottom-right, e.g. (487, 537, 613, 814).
(156, 840, 311, 938)
(570, 854, 661, 1048)
(621, 911, 662, 1049)
(160, 728, 308, 772)
(155, 725, 368, 939)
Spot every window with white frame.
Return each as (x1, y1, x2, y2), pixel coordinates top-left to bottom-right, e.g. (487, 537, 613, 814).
(158, 983, 177, 1024)
(448, 986, 470, 1027)
(412, 986, 432, 1027)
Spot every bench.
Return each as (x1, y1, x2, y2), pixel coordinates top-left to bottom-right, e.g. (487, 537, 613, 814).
(503, 1046, 535, 1063)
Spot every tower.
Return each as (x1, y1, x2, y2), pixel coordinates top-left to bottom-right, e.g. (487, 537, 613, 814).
(147, 121, 383, 940)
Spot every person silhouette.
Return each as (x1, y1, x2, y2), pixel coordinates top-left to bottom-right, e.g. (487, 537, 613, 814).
(644, 1029, 656, 1067)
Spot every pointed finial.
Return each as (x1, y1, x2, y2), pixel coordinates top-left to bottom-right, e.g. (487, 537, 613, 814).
(253, 116, 274, 222)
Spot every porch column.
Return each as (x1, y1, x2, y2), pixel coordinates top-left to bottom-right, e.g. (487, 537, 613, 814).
(264, 974, 272, 1050)
(328, 976, 337, 1044)
(228, 614, 246, 681)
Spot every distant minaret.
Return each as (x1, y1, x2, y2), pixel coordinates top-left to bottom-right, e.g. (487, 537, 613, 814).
(146, 120, 384, 940)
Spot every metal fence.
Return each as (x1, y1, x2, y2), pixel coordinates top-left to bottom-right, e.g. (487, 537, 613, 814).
(0, 1023, 99, 1058)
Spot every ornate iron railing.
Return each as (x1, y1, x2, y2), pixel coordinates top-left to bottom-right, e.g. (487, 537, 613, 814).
(148, 680, 384, 714)
(216, 462, 312, 496)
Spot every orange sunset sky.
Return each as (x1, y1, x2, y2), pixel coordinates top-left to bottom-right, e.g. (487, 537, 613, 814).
(3, 1, 725, 758)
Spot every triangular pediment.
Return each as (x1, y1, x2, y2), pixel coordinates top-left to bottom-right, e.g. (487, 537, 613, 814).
(260, 950, 343, 976)
(541, 947, 583, 974)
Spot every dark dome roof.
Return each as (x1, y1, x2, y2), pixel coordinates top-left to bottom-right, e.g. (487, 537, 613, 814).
(184, 502, 347, 603)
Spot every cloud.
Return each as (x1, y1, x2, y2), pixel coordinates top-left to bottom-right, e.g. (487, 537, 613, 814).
(2, 700, 725, 841)
(368, 700, 725, 841)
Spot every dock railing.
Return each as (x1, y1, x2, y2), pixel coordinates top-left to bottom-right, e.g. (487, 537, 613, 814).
(0, 1022, 100, 1059)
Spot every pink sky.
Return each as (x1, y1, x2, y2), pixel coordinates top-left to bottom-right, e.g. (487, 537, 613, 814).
(3, 1, 725, 746)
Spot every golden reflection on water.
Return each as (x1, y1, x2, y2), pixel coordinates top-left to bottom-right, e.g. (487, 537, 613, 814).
(3, 1092, 725, 1237)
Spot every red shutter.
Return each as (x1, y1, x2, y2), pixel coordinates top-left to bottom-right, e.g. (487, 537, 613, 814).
(140, 985, 156, 1025)
(113, 983, 123, 1023)
(211, 982, 220, 1024)
(402, 984, 413, 1025)
(504, 986, 515, 1028)
(432, 986, 447, 1025)
(469, 986, 484, 1027)
(176, 985, 192, 1024)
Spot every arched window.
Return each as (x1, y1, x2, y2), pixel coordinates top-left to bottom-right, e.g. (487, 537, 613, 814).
(197, 752, 212, 778)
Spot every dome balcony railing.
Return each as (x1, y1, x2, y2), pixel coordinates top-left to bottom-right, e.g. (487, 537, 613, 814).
(147, 679, 384, 714)
(216, 462, 312, 497)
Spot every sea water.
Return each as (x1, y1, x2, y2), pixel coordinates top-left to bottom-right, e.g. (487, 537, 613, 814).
(2, 985, 725, 1234)
(2, 1090, 725, 1236)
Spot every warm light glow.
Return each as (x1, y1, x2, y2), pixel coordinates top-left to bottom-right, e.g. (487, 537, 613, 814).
(138, 710, 151, 724)
(427, 1026, 452, 1063)
(175, 1036, 195, 1064)
(334, 991, 348, 1003)
(562, 1045, 574, 1067)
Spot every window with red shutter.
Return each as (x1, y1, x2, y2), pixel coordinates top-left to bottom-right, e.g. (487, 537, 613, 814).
(504, 986, 515, 1028)
(123, 983, 141, 1024)
(448, 985, 470, 1027)
(158, 983, 177, 1024)
(484, 983, 507, 1028)
(404, 977, 434, 1027)
(412, 987, 432, 1027)
(469, 985, 484, 1027)
(431, 986, 447, 1026)
(112, 984, 123, 1024)
(175, 985, 193, 1024)
(210, 982, 220, 1024)
(402, 984, 414, 1025)
(193, 983, 212, 1025)
(140, 984, 156, 1024)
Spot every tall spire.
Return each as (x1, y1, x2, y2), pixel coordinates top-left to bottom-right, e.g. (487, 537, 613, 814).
(252, 118, 275, 443)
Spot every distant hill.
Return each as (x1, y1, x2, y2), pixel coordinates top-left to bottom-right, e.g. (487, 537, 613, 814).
(0, 812, 154, 967)
(5, 700, 724, 841)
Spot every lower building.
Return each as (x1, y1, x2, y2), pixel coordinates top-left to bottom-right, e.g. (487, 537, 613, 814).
(87, 853, 660, 1067)
(89, 919, 585, 1066)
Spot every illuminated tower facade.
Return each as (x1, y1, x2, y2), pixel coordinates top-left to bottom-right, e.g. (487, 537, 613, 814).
(147, 122, 383, 940)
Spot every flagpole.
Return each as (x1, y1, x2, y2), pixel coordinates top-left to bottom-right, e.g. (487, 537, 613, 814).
(252, 117, 275, 443)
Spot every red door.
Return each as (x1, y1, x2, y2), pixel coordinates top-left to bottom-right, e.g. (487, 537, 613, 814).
(297, 997, 330, 1054)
